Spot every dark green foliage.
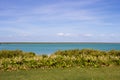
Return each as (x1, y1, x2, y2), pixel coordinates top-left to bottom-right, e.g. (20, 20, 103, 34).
(41, 54, 48, 58)
(0, 49, 120, 71)
(54, 49, 114, 57)
(108, 49, 120, 56)
(0, 50, 23, 58)
(0, 50, 36, 58)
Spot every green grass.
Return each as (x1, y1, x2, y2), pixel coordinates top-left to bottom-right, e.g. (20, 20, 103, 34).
(0, 67, 120, 80)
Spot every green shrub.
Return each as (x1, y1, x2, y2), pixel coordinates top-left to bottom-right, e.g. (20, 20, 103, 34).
(0, 50, 36, 58)
(0, 49, 120, 71)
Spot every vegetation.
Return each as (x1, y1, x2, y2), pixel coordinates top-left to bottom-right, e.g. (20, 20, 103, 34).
(0, 49, 120, 71)
(0, 67, 120, 80)
(0, 50, 36, 58)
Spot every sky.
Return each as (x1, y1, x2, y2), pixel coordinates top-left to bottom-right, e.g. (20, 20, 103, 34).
(0, 0, 120, 42)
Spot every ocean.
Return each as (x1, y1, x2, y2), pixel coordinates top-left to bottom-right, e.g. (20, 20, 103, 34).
(0, 43, 120, 54)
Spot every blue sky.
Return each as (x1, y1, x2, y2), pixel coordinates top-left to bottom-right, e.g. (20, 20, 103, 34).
(0, 0, 120, 42)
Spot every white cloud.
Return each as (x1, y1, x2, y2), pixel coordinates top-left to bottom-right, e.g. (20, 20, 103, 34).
(83, 34, 93, 37)
(57, 33, 120, 38)
(57, 32, 72, 37)
(57, 33, 94, 37)
(57, 33, 64, 36)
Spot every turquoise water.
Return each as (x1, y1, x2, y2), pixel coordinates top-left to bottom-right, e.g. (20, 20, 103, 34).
(0, 43, 120, 54)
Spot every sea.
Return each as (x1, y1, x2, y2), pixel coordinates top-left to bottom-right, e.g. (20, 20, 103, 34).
(0, 43, 120, 54)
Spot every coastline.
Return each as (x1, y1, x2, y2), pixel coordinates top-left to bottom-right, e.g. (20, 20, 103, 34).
(0, 42, 120, 44)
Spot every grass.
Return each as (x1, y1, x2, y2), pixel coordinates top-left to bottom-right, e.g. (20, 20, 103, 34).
(0, 49, 120, 71)
(0, 67, 120, 80)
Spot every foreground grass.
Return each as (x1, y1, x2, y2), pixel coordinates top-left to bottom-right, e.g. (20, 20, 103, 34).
(0, 67, 120, 80)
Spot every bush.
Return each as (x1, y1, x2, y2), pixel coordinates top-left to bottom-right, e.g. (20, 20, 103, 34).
(0, 49, 120, 71)
(0, 50, 36, 58)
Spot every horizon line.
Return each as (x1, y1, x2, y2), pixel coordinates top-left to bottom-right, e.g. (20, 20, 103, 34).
(0, 42, 120, 44)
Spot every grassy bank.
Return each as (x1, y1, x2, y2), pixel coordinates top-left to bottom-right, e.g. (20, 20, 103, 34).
(0, 67, 120, 80)
(0, 49, 120, 71)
